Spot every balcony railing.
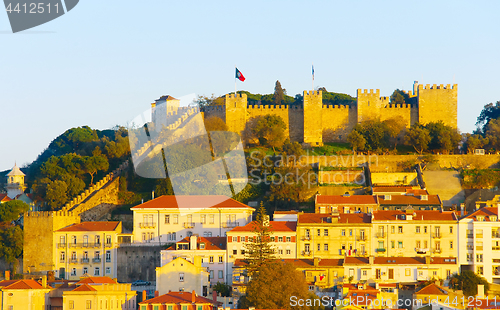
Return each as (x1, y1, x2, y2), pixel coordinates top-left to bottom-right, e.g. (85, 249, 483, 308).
(70, 258, 78, 264)
(302, 236, 311, 241)
(139, 222, 156, 229)
(376, 248, 386, 253)
(467, 245, 474, 250)
(415, 248, 428, 254)
(432, 248, 442, 254)
(106, 258, 111, 263)
(92, 258, 101, 263)
(476, 234, 483, 239)
(492, 233, 500, 238)
(57, 243, 66, 248)
(356, 235, 367, 241)
(375, 233, 385, 238)
(183, 222, 195, 228)
(104, 243, 112, 248)
(81, 258, 90, 264)
(476, 246, 483, 251)
(467, 234, 474, 238)
(432, 233, 442, 239)
(493, 247, 500, 251)
(302, 251, 311, 256)
(68, 243, 101, 248)
(222, 222, 239, 228)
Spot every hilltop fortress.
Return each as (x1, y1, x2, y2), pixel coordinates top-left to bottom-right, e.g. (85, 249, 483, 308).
(152, 81, 457, 146)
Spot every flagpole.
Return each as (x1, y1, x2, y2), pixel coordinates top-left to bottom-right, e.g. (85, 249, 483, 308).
(235, 65, 237, 97)
(312, 63, 314, 91)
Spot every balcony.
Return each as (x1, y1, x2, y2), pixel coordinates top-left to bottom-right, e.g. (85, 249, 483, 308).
(302, 251, 311, 256)
(356, 235, 367, 241)
(70, 258, 78, 264)
(467, 245, 474, 251)
(476, 246, 483, 251)
(375, 233, 385, 238)
(467, 234, 474, 238)
(139, 222, 156, 229)
(375, 248, 386, 253)
(57, 243, 66, 248)
(92, 258, 101, 263)
(432, 248, 442, 254)
(222, 222, 239, 228)
(183, 222, 195, 229)
(476, 234, 483, 239)
(493, 247, 500, 251)
(302, 236, 311, 241)
(106, 258, 111, 263)
(68, 243, 100, 248)
(104, 243, 112, 248)
(492, 233, 500, 238)
(415, 248, 428, 254)
(81, 258, 90, 264)
(432, 233, 442, 239)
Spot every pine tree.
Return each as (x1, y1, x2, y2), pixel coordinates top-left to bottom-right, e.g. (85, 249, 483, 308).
(243, 203, 275, 275)
(273, 80, 285, 105)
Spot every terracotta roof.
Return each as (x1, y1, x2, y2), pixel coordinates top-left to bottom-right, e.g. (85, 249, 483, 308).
(76, 277, 117, 284)
(298, 213, 371, 224)
(372, 186, 414, 193)
(372, 210, 457, 221)
(474, 299, 500, 309)
(130, 195, 253, 210)
(415, 283, 447, 295)
(166, 236, 226, 250)
(345, 290, 379, 305)
(274, 211, 299, 214)
(56, 222, 120, 232)
(0, 279, 44, 289)
(156, 95, 178, 101)
(140, 292, 219, 305)
(377, 194, 441, 205)
(406, 189, 430, 195)
(72, 284, 97, 291)
(0, 194, 12, 203)
(229, 221, 296, 233)
(6, 163, 25, 176)
(316, 195, 377, 205)
(463, 207, 498, 221)
(344, 257, 457, 265)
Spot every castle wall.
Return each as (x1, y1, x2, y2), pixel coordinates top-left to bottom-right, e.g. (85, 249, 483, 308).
(289, 106, 304, 142)
(224, 93, 247, 134)
(246, 104, 291, 140)
(322, 105, 354, 142)
(356, 89, 389, 123)
(380, 104, 413, 128)
(23, 211, 80, 275)
(303, 90, 323, 146)
(203, 105, 226, 123)
(417, 84, 458, 129)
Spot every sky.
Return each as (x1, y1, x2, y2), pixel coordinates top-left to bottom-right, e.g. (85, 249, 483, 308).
(1, 0, 500, 171)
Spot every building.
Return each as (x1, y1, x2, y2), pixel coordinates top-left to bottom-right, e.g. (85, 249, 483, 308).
(284, 258, 344, 290)
(315, 194, 378, 214)
(0, 279, 51, 310)
(156, 257, 210, 297)
(344, 256, 458, 284)
(201, 81, 457, 146)
(139, 291, 219, 310)
(296, 213, 372, 259)
(5, 163, 26, 199)
(131, 195, 254, 244)
(377, 194, 442, 211)
(458, 206, 500, 284)
(53, 221, 123, 280)
(62, 276, 136, 310)
(371, 210, 458, 257)
(227, 221, 297, 260)
(162, 236, 230, 285)
(412, 283, 466, 310)
(371, 186, 427, 196)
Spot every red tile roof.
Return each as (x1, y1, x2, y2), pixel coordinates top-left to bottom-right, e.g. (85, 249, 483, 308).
(344, 257, 457, 265)
(377, 194, 441, 205)
(415, 283, 447, 295)
(140, 292, 219, 305)
(234, 258, 343, 268)
(72, 284, 97, 291)
(166, 236, 226, 250)
(56, 222, 120, 232)
(274, 211, 299, 214)
(373, 210, 457, 221)
(316, 195, 378, 205)
(0, 194, 12, 203)
(372, 186, 414, 193)
(0, 280, 45, 289)
(76, 277, 117, 284)
(345, 290, 379, 306)
(463, 207, 498, 221)
(298, 213, 371, 224)
(229, 221, 297, 232)
(130, 195, 253, 210)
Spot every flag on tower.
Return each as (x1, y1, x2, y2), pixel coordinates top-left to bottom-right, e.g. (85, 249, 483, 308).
(235, 68, 245, 82)
(312, 65, 315, 80)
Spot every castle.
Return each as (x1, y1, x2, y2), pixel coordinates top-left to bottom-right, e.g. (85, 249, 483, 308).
(190, 81, 457, 146)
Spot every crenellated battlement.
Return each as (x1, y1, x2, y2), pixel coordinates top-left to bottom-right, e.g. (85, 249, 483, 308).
(226, 93, 247, 99)
(323, 104, 352, 109)
(383, 104, 413, 109)
(25, 210, 77, 217)
(203, 105, 225, 112)
(418, 83, 457, 90)
(304, 90, 322, 96)
(247, 104, 290, 110)
(357, 89, 380, 95)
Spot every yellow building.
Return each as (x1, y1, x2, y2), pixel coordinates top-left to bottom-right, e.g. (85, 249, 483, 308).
(371, 210, 458, 257)
(156, 256, 210, 297)
(412, 283, 466, 310)
(296, 213, 372, 259)
(139, 291, 219, 310)
(0, 279, 51, 310)
(62, 276, 136, 310)
(315, 194, 378, 214)
(284, 258, 344, 290)
(54, 221, 123, 280)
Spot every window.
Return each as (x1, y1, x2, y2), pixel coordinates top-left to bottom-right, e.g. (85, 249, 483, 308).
(69, 301, 75, 309)
(306, 229, 311, 238)
(477, 266, 484, 275)
(94, 267, 100, 276)
(477, 229, 483, 238)
(324, 229, 328, 236)
(232, 249, 237, 255)
(182, 306, 188, 310)
(71, 251, 77, 260)
(165, 215, 170, 224)
(106, 251, 111, 262)
(232, 237, 237, 242)
(71, 268, 76, 276)
(219, 256, 223, 263)
(209, 214, 214, 224)
(449, 226, 453, 234)
(218, 270, 223, 279)
(317, 229, 321, 236)
(106, 267, 111, 274)
(106, 235, 111, 244)
(424, 226, 427, 233)
(95, 235, 100, 245)
(60, 235, 66, 244)
(198, 306, 203, 310)
(423, 241, 428, 248)
(341, 229, 345, 236)
(241, 236, 246, 242)
(416, 240, 421, 248)
(200, 243, 205, 249)
(317, 243, 321, 251)
(362, 270, 367, 276)
(378, 241, 384, 249)
(86, 300, 92, 309)
(95, 251, 100, 259)
(209, 256, 214, 263)
(60, 251, 65, 262)
(278, 236, 283, 242)
(209, 270, 214, 280)
(405, 268, 411, 276)
(398, 226, 403, 233)
(477, 254, 483, 262)
(324, 244, 328, 251)
(467, 253, 473, 262)
(416, 226, 420, 233)
(179, 273, 184, 282)
(391, 241, 395, 249)
(450, 241, 453, 249)
(83, 267, 88, 274)
(142, 232, 146, 241)
(286, 249, 291, 255)
(201, 214, 206, 223)
(391, 226, 395, 234)
(168, 306, 173, 310)
(305, 244, 310, 252)
(173, 214, 179, 224)
(398, 241, 403, 248)
(83, 235, 88, 245)
(349, 229, 353, 236)
(271, 237, 275, 242)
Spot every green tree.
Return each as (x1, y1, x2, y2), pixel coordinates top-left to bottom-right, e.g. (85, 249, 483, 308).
(484, 118, 500, 151)
(252, 115, 287, 151)
(243, 204, 276, 275)
(476, 101, 500, 133)
(45, 180, 68, 210)
(83, 155, 109, 185)
(426, 121, 461, 154)
(204, 116, 228, 132)
(0, 200, 30, 223)
(282, 141, 304, 166)
(242, 260, 324, 310)
(449, 270, 489, 297)
(347, 130, 366, 153)
(464, 133, 489, 154)
(195, 94, 225, 108)
(273, 80, 285, 105)
(390, 89, 410, 105)
(0, 226, 24, 272)
(213, 282, 231, 297)
(404, 123, 431, 154)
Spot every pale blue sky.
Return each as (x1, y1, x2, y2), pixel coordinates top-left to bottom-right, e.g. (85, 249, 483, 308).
(1, 1, 499, 171)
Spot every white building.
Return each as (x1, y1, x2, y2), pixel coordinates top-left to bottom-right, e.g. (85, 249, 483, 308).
(458, 206, 500, 284)
(131, 195, 254, 244)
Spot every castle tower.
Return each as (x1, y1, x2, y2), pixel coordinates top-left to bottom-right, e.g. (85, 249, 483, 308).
(23, 211, 80, 276)
(417, 83, 458, 129)
(6, 163, 27, 199)
(303, 90, 323, 146)
(151, 95, 181, 131)
(356, 89, 387, 123)
(224, 93, 247, 135)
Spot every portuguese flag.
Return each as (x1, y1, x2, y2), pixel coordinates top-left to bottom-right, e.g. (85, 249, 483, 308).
(235, 68, 245, 82)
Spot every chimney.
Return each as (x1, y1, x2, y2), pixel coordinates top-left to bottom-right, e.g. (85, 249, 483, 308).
(42, 275, 47, 288)
(5, 271, 10, 281)
(477, 284, 485, 298)
(192, 290, 196, 303)
(155, 291, 159, 297)
(460, 203, 465, 217)
(190, 235, 197, 250)
(142, 290, 147, 301)
(213, 290, 217, 303)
